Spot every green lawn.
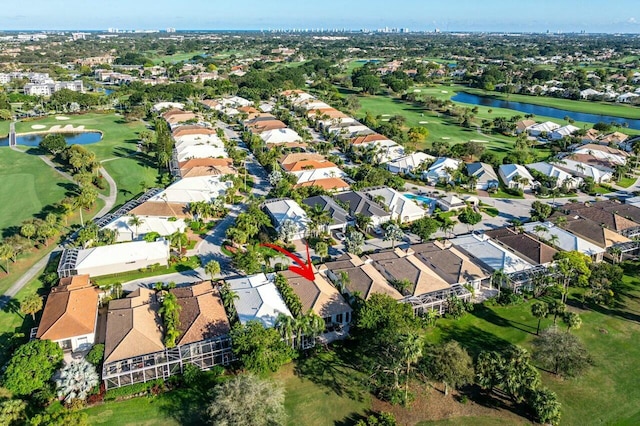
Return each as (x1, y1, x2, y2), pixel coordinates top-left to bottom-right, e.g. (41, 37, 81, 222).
(14, 113, 159, 207)
(84, 393, 181, 426)
(92, 256, 201, 287)
(0, 148, 69, 233)
(617, 176, 637, 188)
(145, 51, 206, 65)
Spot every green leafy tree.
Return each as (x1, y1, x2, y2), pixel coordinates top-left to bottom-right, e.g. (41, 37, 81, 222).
(2, 340, 63, 396)
(0, 398, 27, 426)
(563, 311, 582, 332)
(553, 251, 591, 303)
(410, 217, 439, 242)
(314, 241, 328, 262)
(20, 223, 36, 242)
(549, 299, 566, 325)
(230, 321, 296, 374)
(421, 341, 474, 396)
(344, 229, 365, 255)
(20, 293, 43, 321)
(27, 410, 89, 426)
(531, 301, 549, 335)
(39, 133, 67, 155)
(457, 207, 482, 231)
(530, 201, 553, 221)
(0, 243, 15, 273)
(533, 328, 591, 377)
(355, 412, 397, 426)
(207, 374, 286, 426)
(86, 343, 104, 366)
(476, 347, 540, 403)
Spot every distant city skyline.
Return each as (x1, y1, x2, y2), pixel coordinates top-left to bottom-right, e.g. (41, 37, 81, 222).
(1, 0, 639, 33)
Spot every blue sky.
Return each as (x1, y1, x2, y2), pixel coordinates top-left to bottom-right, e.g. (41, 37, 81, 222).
(1, 0, 639, 33)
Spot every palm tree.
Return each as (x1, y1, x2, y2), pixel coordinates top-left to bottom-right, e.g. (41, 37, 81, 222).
(294, 315, 312, 349)
(20, 293, 43, 321)
(383, 222, 404, 249)
(128, 215, 144, 240)
(563, 311, 582, 332)
(307, 204, 331, 237)
(531, 301, 549, 335)
(76, 186, 98, 226)
(492, 269, 507, 294)
(275, 313, 296, 347)
(547, 234, 560, 247)
(204, 260, 221, 281)
(337, 271, 350, 293)
(400, 332, 423, 405)
(533, 224, 547, 239)
(169, 231, 187, 254)
(554, 216, 567, 228)
(220, 282, 239, 317)
(609, 246, 623, 264)
(355, 213, 373, 234)
(0, 243, 15, 273)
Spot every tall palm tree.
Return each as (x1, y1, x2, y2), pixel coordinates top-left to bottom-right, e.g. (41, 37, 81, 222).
(531, 301, 549, 335)
(307, 204, 331, 237)
(128, 215, 144, 240)
(204, 260, 221, 281)
(275, 313, 296, 347)
(220, 282, 239, 317)
(400, 332, 423, 405)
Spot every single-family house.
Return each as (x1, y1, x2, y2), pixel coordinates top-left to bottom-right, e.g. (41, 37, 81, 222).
(386, 152, 435, 175)
(302, 195, 353, 233)
(262, 198, 309, 241)
(225, 273, 293, 328)
(36, 275, 100, 352)
(260, 128, 302, 144)
(554, 157, 613, 183)
(170, 282, 231, 346)
(466, 162, 499, 190)
(294, 177, 351, 192)
(424, 157, 461, 184)
(282, 160, 346, 185)
(410, 241, 491, 291)
(550, 214, 632, 249)
(527, 121, 561, 137)
(515, 119, 536, 134)
(550, 125, 580, 140)
(148, 176, 232, 204)
(279, 269, 352, 337)
(362, 186, 426, 223)
(573, 144, 629, 165)
(57, 240, 170, 278)
(129, 201, 191, 219)
(333, 191, 392, 231)
(450, 233, 535, 275)
(526, 162, 582, 189)
(484, 228, 558, 266)
(364, 248, 451, 297)
(498, 164, 535, 190)
(523, 221, 605, 262)
(559, 203, 640, 238)
(318, 254, 403, 300)
(101, 215, 187, 242)
(436, 194, 467, 212)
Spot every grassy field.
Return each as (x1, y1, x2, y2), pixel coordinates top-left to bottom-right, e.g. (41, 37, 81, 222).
(14, 113, 159, 207)
(0, 148, 69, 233)
(146, 51, 206, 65)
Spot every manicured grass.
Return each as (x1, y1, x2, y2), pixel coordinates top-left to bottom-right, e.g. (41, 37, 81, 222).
(15, 113, 159, 208)
(488, 189, 525, 199)
(0, 148, 69, 233)
(275, 360, 370, 426)
(462, 86, 640, 121)
(423, 262, 640, 425)
(83, 392, 182, 426)
(592, 185, 613, 194)
(146, 51, 206, 65)
(617, 176, 637, 188)
(418, 417, 526, 426)
(92, 256, 201, 287)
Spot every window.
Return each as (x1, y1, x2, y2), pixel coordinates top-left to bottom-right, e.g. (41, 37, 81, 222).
(336, 314, 343, 324)
(323, 317, 331, 325)
(345, 312, 350, 323)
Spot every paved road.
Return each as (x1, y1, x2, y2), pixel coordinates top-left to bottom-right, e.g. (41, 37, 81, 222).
(121, 122, 271, 291)
(95, 166, 118, 218)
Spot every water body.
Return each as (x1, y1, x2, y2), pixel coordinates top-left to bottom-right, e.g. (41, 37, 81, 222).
(451, 92, 640, 130)
(0, 131, 103, 147)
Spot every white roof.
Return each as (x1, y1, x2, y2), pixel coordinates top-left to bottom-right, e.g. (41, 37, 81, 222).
(176, 145, 229, 162)
(290, 92, 315, 105)
(220, 96, 252, 107)
(580, 88, 602, 96)
(426, 157, 461, 180)
(386, 152, 434, 170)
(263, 199, 309, 232)
(74, 240, 170, 271)
(327, 124, 370, 135)
(499, 164, 534, 184)
(451, 233, 534, 274)
(555, 158, 613, 182)
(572, 147, 627, 165)
(523, 221, 605, 257)
(226, 273, 293, 328)
(526, 162, 582, 186)
(149, 176, 232, 203)
(293, 167, 347, 184)
(363, 187, 426, 221)
(153, 102, 184, 112)
(551, 125, 580, 138)
(260, 128, 302, 144)
(529, 121, 561, 133)
(174, 134, 225, 149)
(102, 216, 186, 241)
(303, 101, 332, 110)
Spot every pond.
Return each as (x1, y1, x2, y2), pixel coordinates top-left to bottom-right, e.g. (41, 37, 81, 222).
(0, 131, 103, 147)
(451, 92, 640, 130)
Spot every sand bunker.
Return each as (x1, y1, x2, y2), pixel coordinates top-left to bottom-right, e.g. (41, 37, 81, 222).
(48, 124, 85, 133)
(419, 121, 429, 124)
(55, 116, 70, 121)
(441, 137, 451, 140)
(413, 89, 422, 93)
(31, 124, 47, 130)
(441, 90, 448, 93)
(381, 114, 391, 117)
(469, 139, 488, 143)
(381, 119, 390, 122)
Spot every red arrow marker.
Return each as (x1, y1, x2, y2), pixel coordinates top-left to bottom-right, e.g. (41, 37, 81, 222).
(260, 242, 315, 281)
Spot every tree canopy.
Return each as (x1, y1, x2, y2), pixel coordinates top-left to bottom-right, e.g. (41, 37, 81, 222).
(2, 339, 63, 396)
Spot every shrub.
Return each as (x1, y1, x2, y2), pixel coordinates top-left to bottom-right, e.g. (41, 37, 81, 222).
(86, 344, 104, 366)
(496, 288, 524, 306)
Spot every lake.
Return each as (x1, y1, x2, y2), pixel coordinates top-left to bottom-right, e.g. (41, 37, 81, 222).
(0, 131, 103, 147)
(451, 92, 640, 130)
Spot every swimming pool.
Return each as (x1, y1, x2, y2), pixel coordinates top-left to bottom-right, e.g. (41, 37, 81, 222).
(404, 193, 434, 207)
